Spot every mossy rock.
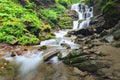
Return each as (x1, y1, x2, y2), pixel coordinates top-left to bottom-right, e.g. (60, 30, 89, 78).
(73, 60, 99, 72)
(40, 45, 47, 50)
(113, 30, 120, 40)
(63, 56, 88, 64)
(102, 1, 120, 27)
(58, 52, 62, 59)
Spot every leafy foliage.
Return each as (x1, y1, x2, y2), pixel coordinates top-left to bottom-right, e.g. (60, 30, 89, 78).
(50, 3, 66, 14)
(0, 0, 56, 45)
(102, 1, 116, 15)
(41, 9, 57, 21)
(58, 15, 73, 29)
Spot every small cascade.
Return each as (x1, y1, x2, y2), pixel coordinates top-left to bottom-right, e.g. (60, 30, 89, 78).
(5, 50, 43, 80)
(40, 30, 78, 49)
(71, 3, 93, 29)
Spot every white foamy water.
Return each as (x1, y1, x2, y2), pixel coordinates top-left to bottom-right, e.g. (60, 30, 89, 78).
(1, 2, 93, 80)
(71, 3, 93, 29)
(5, 50, 43, 80)
(40, 30, 78, 49)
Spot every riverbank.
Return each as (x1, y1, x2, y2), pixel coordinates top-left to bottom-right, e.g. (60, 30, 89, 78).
(62, 14, 120, 79)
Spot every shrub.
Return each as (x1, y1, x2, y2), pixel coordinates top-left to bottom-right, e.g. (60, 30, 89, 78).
(41, 9, 57, 21)
(50, 3, 66, 14)
(58, 15, 73, 29)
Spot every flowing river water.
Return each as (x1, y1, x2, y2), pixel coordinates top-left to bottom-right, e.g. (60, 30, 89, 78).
(1, 30, 80, 80)
(0, 3, 93, 80)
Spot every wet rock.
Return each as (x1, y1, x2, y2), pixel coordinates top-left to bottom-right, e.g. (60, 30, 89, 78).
(88, 43, 94, 49)
(73, 60, 99, 72)
(66, 10, 79, 21)
(113, 29, 120, 40)
(95, 51, 108, 57)
(111, 21, 120, 33)
(43, 50, 60, 61)
(63, 55, 88, 64)
(10, 52, 16, 57)
(60, 41, 71, 49)
(73, 60, 111, 72)
(73, 67, 87, 76)
(97, 68, 112, 77)
(97, 68, 120, 80)
(89, 19, 98, 25)
(112, 41, 120, 48)
(100, 29, 110, 37)
(102, 35, 114, 43)
(84, 74, 97, 80)
(66, 27, 94, 37)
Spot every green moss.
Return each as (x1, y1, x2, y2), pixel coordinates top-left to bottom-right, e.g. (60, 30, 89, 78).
(40, 45, 47, 50)
(41, 9, 57, 21)
(0, 0, 57, 45)
(18, 34, 40, 45)
(101, 1, 120, 26)
(58, 15, 73, 29)
(102, 1, 116, 15)
(50, 3, 66, 14)
(58, 52, 62, 59)
(56, 0, 80, 4)
(41, 24, 51, 31)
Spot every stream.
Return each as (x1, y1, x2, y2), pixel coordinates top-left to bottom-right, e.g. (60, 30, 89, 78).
(0, 2, 93, 80)
(1, 29, 79, 80)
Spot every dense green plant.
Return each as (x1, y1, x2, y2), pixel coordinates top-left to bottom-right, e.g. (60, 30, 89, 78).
(50, 3, 66, 14)
(0, 0, 56, 45)
(41, 9, 57, 21)
(0, 0, 82, 45)
(18, 34, 40, 45)
(102, 1, 115, 15)
(58, 15, 73, 29)
(55, 0, 81, 4)
(40, 45, 47, 50)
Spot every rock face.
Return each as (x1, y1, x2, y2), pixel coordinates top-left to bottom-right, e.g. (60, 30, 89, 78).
(63, 18, 120, 79)
(63, 34, 120, 79)
(111, 21, 120, 40)
(66, 10, 79, 21)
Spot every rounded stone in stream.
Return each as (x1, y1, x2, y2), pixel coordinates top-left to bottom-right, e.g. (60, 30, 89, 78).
(10, 52, 16, 57)
(60, 41, 71, 49)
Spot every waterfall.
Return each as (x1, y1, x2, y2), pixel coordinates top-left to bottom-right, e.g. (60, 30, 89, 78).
(71, 3, 93, 29)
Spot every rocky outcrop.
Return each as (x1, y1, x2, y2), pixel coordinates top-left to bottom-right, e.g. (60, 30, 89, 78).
(65, 10, 79, 21)
(63, 17, 120, 79)
(63, 33, 120, 79)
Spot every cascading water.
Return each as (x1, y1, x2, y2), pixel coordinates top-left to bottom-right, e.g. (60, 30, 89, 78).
(71, 3, 93, 29)
(2, 29, 79, 80)
(0, 2, 93, 80)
